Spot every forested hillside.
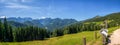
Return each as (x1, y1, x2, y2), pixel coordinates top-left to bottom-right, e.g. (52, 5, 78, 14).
(51, 12, 120, 37)
(0, 17, 50, 42)
(62, 12, 120, 35)
(84, 12, 120, 22)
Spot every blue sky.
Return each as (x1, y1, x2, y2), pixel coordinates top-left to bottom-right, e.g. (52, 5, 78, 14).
(0, 0, 120, 21)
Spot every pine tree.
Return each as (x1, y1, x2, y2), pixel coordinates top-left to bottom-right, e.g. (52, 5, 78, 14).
(3, 17, 13, 42)
(8, 26, 13, 42)
(3, 17, 10, 41)
(0, 20, 3, 41)
(63, 27, 69, 35)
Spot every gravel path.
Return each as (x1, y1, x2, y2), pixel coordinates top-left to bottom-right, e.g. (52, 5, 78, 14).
(108, 29, 120, 45)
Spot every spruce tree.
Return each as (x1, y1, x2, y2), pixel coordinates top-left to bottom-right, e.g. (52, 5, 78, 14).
(3, 17, 9, 41)
(8, 26, 13, 42)
(0, 20, 3, 41)
(3, 17, 13, 42)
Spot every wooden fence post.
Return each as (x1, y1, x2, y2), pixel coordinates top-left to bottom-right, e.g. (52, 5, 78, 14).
(94, 31, 97, 40)
(104, 20, 108, 29)
(102, 35, 106, 45)
(83, 37, 86, 45)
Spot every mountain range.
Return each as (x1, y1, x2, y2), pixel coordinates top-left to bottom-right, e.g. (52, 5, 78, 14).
(1, 12, 120, 31)
(0, 17, 77, 31)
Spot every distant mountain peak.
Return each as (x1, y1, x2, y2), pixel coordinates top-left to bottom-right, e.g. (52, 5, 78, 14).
(0, 16, 6, 18)
(0, 17, 77, 31)
(41, 16, 47, 19)
(93, 15, 101, 18)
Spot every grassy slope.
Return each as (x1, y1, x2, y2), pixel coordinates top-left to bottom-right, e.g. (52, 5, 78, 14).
(0, 27, 119, 45)
(0, 31, 96, 45)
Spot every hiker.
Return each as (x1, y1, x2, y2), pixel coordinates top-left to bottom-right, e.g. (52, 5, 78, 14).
(100, 28, 110, 44)
(100, 28, 108, 38)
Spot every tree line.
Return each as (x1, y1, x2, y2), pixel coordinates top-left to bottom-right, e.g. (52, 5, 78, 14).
(0, 18, 50, 42)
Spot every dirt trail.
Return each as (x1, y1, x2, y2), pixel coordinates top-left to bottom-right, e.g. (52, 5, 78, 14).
(108, 29, 120, 45)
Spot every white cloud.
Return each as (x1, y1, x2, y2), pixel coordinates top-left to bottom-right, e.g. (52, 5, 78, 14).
(0, 16, 6, 18)
(0, 0, 4, 2)
(1, 0, 33, 9)
(41, 16, 47, 19)
(5, 3, 30, 9)
(0, 0, 68, 19)
(21, 0, 25, 2)
(0, 0, 32, 3)
(20, 0, 33, 3)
